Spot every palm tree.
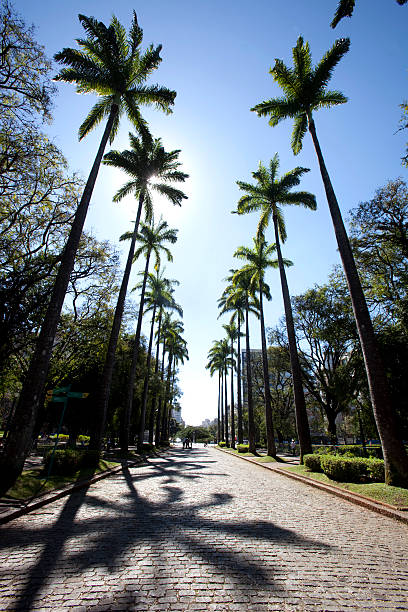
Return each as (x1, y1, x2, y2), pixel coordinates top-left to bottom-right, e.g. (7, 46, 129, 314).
(207, 338, 231, 444)
(222, 322, 239, 449)
(149, 276, 181, 444)
(234, 236, 292, 457)
(160, 318, 187, 444)
(206, 352, 223, 443)
(90, 135, 187, 450)
(218, 292, 246, 444)
(252, 37, 408, 485)
(222, 269, 258, 454)
(119, 218, 178, 452)
(235, 156, 315, 461)
(331, 0, 407, 28)
(136, 272, 182, 451)
(0, 13, 176, 494)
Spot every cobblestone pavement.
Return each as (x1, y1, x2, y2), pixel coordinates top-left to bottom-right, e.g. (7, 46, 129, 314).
(0, 447, 407, 611)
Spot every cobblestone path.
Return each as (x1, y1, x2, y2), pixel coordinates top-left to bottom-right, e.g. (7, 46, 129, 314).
(0, 447, 407, 611)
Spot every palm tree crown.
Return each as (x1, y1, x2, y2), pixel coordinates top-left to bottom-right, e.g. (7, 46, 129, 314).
(121, 217, 178, 270)
(104, 133, 188, 213)
(251, 36, 350, 154)
(236, 155, 316, 240)
(54, 13, 176, 142)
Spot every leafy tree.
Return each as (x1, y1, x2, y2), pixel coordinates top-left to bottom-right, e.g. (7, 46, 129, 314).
(252, 36, 408, 485)
(291, 284, 361, 443)
(348, 179, 408, 330)
(235, 156, 315, 461)
(0, 12, 177, 495)
(399, 102, 408, 168)
(267, 345, 295, 442)
(0, 0, 54, 123)
(330, 0, 407, 29)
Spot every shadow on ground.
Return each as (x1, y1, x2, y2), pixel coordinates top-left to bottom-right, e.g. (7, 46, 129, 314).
(0, 447, 333, 611)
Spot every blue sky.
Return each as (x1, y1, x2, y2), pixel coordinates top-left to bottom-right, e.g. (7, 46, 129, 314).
(16, 0, 407, 425)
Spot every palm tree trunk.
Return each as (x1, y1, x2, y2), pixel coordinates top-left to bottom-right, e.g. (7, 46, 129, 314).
(308, 115, 408, 486)
(161, 351, 173, 444)
(155, 338, 166, 447)
(0, 105, 118, 495)
(237, 316, 243, 444)
(245, 297, 256, 454)
(224, 367, 229, 446)
(137, 304, 157, 452)
(121, 244, 151, 453)
(230, 339, 236, 449)
(90, 191, 145, 451)
(217, 371, 221, 443)
(220, 372, 225, 441)
(273, 213, 312, 462)
(259, 284, 276, 457)
(149, 308, 162, 445)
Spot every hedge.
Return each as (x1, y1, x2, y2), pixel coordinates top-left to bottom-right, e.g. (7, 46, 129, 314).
(312, 445, 383, 459)
(320, 455, 384, 483)
(303, 454, 322, 473)
(43, 449, 101, 475)
(218, 441, 226, 447)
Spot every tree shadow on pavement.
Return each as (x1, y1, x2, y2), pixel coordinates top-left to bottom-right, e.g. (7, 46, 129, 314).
(0, 449, 333, 611)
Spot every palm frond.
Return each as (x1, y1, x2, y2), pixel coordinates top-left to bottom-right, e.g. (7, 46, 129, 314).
(331, 0, 355, 28)
(312, 38, 350, 93)
(291, 113, 308, 155)
(78, 97, 111, 140)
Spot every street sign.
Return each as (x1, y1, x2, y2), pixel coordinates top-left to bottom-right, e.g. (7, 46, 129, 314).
(66, 392, 89, 399)
(53, 386, 71, 394)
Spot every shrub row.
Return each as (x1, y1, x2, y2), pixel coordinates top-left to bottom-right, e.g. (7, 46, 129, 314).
(43, 449, 101, 475)
(304, 453, 385, 483)
(312, 445, 383, 459)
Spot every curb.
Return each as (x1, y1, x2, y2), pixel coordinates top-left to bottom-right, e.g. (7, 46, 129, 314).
(0, 454, 154, 526)
(215, 447, 408, 525)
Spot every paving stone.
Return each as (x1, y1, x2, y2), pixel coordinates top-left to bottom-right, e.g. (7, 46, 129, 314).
(0, 447, 407, 610)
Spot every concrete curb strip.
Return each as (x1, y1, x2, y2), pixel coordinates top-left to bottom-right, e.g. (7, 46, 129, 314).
(0, 463, 125, 525)
(216, 447, 408, 525)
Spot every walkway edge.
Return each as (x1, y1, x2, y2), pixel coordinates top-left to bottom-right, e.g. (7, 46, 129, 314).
(215, 447, 408, 525)
(0, 463, 126, 525)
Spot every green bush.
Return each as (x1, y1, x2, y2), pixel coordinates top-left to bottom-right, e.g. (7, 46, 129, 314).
(366, 458, 385, 482)
(320, 455, 385, 483)
(43, 449, 101, 475)
(78, 435, 90, 444)
(304, 454, 322, 472)
(49, 433, 69, 442)
(218, 441, 226, 447)
(237, 444, 249, 453)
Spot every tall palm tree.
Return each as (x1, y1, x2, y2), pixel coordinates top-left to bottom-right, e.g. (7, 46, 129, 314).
(234, 236, 292, 457)
(0, 13, 176, 494)
(222, 269, 259, 454)
(252, 37, 408, 485)
(207, 338, 231, 444)
(235, 156, 315, 461)
(206, 353, 223, 443)
(90, 135, 187, 450)
(331, 0, 407, 28)
(222, 322, 239, 449)
(119, 219, 178, 452)
(160, 318, 187, 443)
(218, 293, 246, 444)
(136, 272, 182, 451)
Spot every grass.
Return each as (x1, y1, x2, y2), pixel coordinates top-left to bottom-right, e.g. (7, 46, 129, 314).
(280, 464, 408, 508)
(5, 459, 120, 502)
(255, 455, 278, 463)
